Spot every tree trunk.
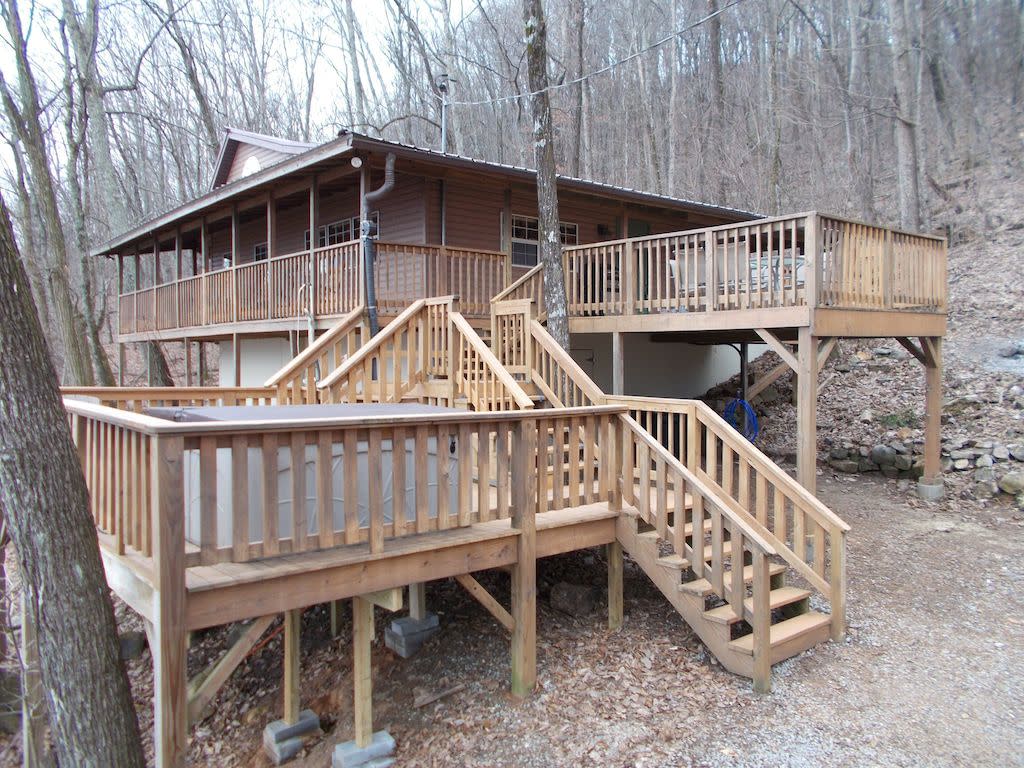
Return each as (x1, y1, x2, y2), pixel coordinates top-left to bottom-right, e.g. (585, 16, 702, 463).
(523, 0, 569, 350)
(888, 0, 923, 230)
(0, 193, 146, 767)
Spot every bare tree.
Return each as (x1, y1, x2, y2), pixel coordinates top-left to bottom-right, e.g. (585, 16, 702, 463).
(0, 0, 95, 385)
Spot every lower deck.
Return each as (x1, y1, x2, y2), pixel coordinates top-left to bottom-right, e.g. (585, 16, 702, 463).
(107, 503, 618, 632)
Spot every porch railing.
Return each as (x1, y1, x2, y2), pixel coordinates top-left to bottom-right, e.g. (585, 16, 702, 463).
(118, 240, 511, 336)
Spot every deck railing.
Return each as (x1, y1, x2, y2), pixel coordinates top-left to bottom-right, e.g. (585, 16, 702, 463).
(551, 211, 946, 320)
(66, 398, 621, 568)
(118, 240, 511, 337)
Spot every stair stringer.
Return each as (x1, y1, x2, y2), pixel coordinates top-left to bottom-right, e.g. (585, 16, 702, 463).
(615, 514, 756, 678)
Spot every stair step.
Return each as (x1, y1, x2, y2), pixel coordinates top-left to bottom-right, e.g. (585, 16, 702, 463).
(729, 611, 832, 656)
(656, 554, 690, 571)
(679, 562, 787, 597)
(702, 587, 812, 625)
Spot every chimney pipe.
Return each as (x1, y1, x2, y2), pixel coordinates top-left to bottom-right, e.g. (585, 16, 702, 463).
(361, 153, 395, 336)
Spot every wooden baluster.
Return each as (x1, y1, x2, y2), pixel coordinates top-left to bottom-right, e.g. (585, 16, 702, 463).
(199, 436, 217, 564)
(368, 429, 383, 553)
(343, 430, 359, 544)
(290, 432, 307, 552)
(731, 528, 745, 617)
(232, 435, 250, 561)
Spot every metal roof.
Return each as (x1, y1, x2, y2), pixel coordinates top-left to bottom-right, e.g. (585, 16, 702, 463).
(93, 131, 760, 257)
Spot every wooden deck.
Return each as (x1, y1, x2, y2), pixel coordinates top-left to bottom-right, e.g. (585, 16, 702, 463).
(496, 211, 947, 339)
(64, 360, 853, 767)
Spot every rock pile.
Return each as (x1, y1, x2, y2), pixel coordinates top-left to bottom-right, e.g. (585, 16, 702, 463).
(823, 434, 1024, 507)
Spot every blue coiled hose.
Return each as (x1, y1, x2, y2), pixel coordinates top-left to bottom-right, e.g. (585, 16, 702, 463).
(724, 397, 759, 441)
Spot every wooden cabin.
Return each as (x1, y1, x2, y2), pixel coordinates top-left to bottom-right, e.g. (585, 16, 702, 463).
(66, 128, 946, 766)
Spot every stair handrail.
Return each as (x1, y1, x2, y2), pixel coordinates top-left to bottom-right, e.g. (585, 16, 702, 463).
(609, 393, 848, 638)
(265, 305, 367, 401)
(449, 310, 536, 410)
(491, 263, 542, 304)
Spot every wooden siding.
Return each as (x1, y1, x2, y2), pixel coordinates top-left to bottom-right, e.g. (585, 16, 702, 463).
(444, 178, 505, 251)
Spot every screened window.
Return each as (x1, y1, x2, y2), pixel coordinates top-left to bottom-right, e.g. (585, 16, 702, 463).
(511, 215, 578, 267)
(253, 242, 268, 261)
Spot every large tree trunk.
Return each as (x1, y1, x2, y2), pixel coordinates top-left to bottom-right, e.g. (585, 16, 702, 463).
(523, 0, 569, 350)
(0, 193, 145, 767)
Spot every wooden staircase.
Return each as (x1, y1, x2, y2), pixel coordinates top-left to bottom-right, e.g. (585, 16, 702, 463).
(618, 506, 832, 679)
(490, 296, 849, 691)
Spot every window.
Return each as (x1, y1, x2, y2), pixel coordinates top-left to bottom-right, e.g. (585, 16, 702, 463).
(511, 215, 578, 267)
(253, 242, 268, 261)
(304, 212, 380, 250)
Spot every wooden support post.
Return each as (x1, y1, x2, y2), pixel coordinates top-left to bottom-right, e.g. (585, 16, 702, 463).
(197, 341, 207, 387)
(232, 333, 242, 386)
(282, 608, 301, 725)
(607, 541, 623, 630)
(352, 596, 374, 749)
(184, 340, 192, 387)
(830, 531, 847, 641)
(611, 331, 624, 395)
(151, 435, 187, 768)
(409, 582, 427, 622)
(797, 327, 818, 495)
(118, 343, 126, 386)
(510, 419, 537, 698)
(922, 336, 943, 481)
(231, 204, 239, 322)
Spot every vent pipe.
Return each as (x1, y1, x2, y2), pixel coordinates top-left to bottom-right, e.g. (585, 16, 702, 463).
(361, 153, 395, 336)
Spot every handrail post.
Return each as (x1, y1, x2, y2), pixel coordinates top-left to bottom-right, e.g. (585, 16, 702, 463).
(751, 549, 771, 694)
(150, 433, 187, 766)
(805, 213, 820, 308)
(830, 528, 847, 640)
(704, 229, 716, 311)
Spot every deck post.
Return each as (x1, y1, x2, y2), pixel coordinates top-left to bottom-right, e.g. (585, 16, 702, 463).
(268, 191, 277, 321)
(920, 336, 944, 499)
(607, 541, 623, 630)
(353, 596, 374, 747)
(797, 326, 818, 495)
(151, 435, 187, 768)
(283, 609, 301, 724)
(611, 331, 624, 395)
(510, 418, 538, 698)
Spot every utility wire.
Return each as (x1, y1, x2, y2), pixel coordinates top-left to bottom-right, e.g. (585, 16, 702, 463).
(443, 0, 748, 107)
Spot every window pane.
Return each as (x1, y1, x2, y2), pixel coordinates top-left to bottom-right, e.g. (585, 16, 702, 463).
(512, 241, 538, 267)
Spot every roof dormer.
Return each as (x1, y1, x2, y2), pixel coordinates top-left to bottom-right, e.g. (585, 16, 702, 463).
(211, 127, 316, 190)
